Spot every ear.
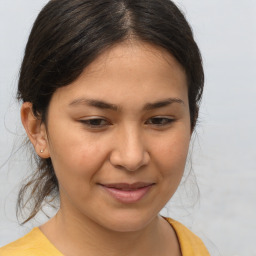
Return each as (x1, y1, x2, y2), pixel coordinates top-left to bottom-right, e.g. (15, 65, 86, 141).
(21, 102, 50, 158)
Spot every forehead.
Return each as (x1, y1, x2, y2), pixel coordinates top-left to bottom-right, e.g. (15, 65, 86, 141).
(83, 40, 186, 81)
(50, 40, 188, 109)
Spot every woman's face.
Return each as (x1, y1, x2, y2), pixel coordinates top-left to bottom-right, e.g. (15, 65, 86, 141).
(44, 41, 191, 232)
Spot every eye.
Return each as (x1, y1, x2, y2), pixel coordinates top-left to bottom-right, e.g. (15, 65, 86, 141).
(145, 117, 174, 126)
(79, 118, 111, 128)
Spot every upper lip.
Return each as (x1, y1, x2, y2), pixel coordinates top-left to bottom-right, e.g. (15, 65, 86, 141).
(99, 182, 155, 190)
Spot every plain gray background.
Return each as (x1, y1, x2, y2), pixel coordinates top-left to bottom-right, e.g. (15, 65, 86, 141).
(0, 1, 256, 255)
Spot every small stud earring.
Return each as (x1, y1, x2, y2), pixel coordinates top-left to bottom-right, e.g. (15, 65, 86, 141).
(40, 149, 44, 153)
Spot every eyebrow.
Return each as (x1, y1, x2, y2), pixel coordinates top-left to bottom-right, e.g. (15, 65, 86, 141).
(69, 97, 184, 111)
(69, 98, 119, 111)
(143, 98, 184, 110)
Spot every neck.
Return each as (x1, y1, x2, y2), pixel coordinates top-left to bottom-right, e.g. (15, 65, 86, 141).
(41, 209, 175, 256)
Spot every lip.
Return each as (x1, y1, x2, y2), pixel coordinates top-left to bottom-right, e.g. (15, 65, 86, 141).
(99, 182, 155, 204)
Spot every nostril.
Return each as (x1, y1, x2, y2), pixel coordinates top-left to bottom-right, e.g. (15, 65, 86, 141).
(110, 150, 150, 172)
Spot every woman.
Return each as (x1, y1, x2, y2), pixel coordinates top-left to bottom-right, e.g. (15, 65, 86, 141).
(0, 0, 209, 255)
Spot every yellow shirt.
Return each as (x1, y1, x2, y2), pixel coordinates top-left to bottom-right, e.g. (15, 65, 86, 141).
(0, 218, 210, 255)
(165, 218, 210, 256)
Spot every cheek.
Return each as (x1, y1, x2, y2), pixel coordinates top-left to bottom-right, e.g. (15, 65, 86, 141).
(51, 142, 106, 179)
(50, 143, 106, 205)
(48, 123, 105, 168)
(47, 130, 110, 197)
(148, 128, 191, 206)
(152, 129, 191, 178)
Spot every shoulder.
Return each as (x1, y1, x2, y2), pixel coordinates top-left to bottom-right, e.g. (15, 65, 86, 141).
(0, 228, 62, 256)
(164, 217, 210, 256)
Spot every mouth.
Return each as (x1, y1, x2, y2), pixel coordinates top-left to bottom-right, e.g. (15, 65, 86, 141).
(98, 182, 155, 203)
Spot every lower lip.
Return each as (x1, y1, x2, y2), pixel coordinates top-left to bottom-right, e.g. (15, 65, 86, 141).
(101, 185, 153, 204)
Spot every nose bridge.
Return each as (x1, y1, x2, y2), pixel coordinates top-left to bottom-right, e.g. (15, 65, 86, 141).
(110, 123, 149, 171)
(123, 124, 143, 155)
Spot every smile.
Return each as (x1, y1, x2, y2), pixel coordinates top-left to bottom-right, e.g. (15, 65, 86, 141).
(99, 182, 155, 204)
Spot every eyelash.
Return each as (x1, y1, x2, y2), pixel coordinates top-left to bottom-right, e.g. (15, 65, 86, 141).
(79, 116, 174, 129)
(79, 118, 111, 128)
(145, 117, 174, 126)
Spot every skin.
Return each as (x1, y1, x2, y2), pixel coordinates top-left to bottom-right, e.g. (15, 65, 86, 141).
(21, 41, 191, 256)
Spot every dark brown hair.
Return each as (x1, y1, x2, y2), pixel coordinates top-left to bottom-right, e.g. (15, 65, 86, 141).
(17, 0, 204, 223)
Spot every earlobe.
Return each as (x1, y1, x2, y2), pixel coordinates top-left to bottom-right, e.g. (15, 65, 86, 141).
(21, 102, 50, 158)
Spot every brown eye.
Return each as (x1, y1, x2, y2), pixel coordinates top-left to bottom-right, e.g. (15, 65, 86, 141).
(80, 118, 110, 128)
(146, 117, 174, 126)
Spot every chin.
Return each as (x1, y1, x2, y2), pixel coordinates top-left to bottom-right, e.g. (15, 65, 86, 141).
(98, 210, 158, 233)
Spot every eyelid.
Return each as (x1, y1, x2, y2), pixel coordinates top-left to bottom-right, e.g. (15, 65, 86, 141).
(145, 116, 175, 126)
(78, 116, 175, 129)
(79, 116, 112, 128)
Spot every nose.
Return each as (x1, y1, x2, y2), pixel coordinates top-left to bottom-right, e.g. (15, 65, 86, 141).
(109, 127, 150, 172)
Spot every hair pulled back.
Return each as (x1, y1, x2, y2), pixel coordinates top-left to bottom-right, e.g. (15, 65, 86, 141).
(17, 0, 204, 223)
